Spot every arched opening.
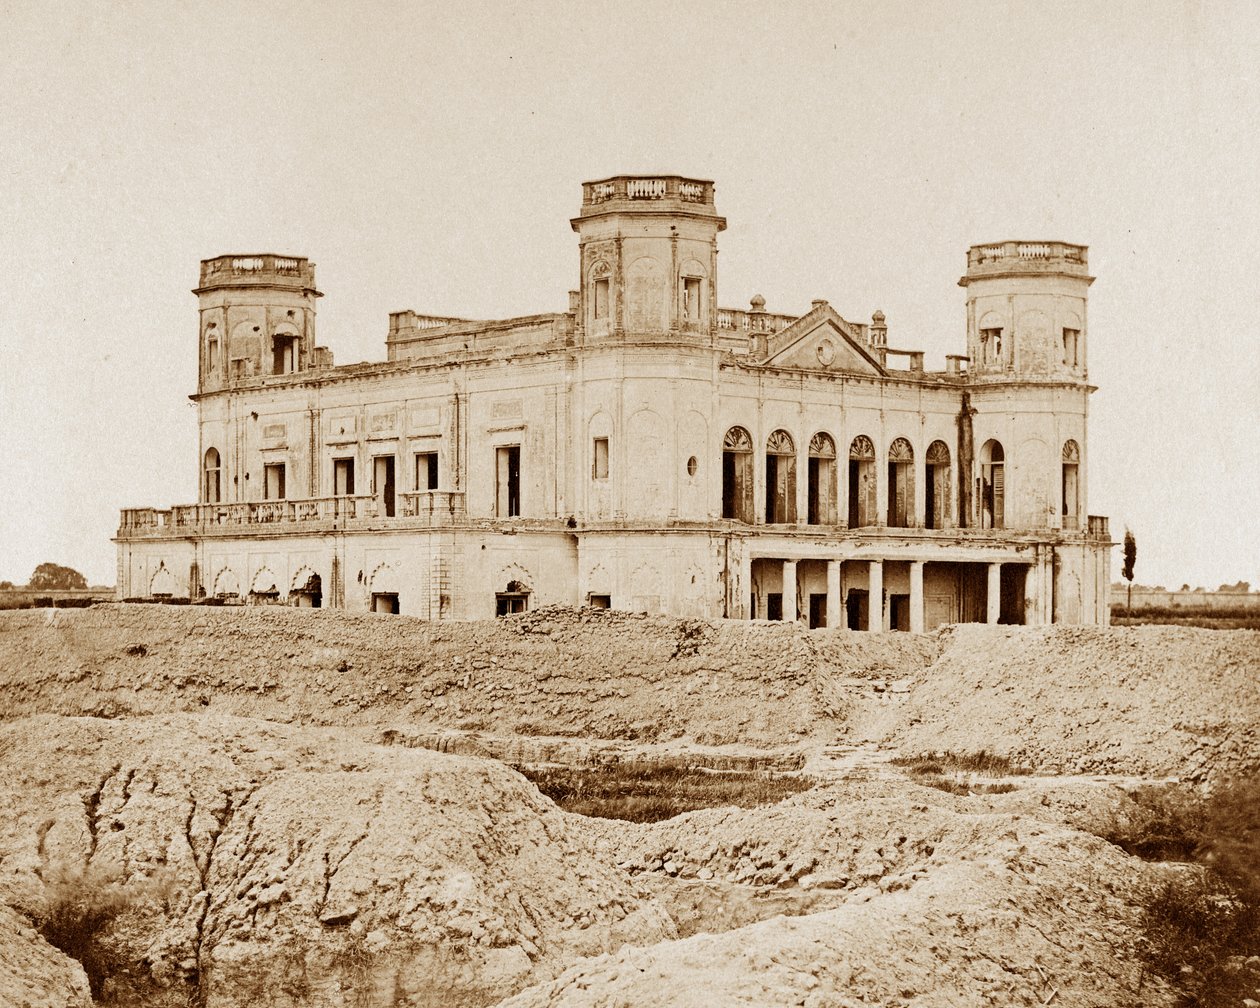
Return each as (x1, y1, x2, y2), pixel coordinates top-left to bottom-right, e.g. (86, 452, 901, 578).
(293, 570, 322, 608)
(204, 448, 221, 504)
(807, 433, 836, 525)
(496, 578, 530, 616)
(980, 440, 1005, 529)
(765, 430, 796, 524)
(722, 426, 753, 522)
(1062, 440, 1080, 530)
(925, 440, 951, 529)
(887, 438, 915, 528)
(848, 436, 876, 528)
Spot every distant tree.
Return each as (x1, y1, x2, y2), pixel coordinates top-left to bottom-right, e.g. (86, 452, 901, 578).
(0, 580, 13, 590)
(1122, 529, 1137, 609)
(28, 563, 87, 591)
(1180, 584, 1191, 592)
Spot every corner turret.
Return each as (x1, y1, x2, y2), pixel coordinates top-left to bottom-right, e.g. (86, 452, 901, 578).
(959, 242, 1093, 381)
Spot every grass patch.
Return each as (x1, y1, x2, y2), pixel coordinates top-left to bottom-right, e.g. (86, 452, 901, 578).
(515, 764, 815, 823)
(920, 779, 1018, 796)
(891, 750, 1031, 776)
(31, 867, 153, 999)
(1093, 778, 1260, 1006)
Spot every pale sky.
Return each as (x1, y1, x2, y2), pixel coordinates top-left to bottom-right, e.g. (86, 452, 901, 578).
(1, 0, 1257, 590)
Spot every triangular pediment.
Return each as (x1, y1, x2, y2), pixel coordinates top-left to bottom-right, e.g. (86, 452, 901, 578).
(760, 303, 886, 376)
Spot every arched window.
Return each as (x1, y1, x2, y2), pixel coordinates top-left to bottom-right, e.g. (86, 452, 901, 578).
(925, 440, 951, 529)
(1062, 439, 1080, 529)
(765, 430, 796, 524)
(722, 426, 753, 523)
(807, 433, 836, 525)
(980, 440, 1005, 529)
(204, 448, 221, 504)
(887, 438, 915, 528)
(848, 436, 876, 528)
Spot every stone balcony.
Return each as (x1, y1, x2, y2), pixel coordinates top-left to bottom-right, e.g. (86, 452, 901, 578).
(117, 491, 469, 538)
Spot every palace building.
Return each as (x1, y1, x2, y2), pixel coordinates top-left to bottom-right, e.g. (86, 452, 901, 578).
(115, 174, 1112, 629)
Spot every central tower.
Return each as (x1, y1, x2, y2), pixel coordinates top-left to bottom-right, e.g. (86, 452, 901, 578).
(570, 175, 726, 342)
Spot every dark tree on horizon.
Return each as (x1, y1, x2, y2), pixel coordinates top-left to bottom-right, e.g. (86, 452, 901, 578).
(27, 563, 88, 591)
(1122, 529, 1137, 610)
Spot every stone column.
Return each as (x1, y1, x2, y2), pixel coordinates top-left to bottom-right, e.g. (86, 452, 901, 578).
(826, 559, 842, 629)
(782, 559, 797, 623)
(987, 562, 1002, 624)
(868, 559, 884, 633)
(909, 560, 925, 634)
(1024, 562, 1039, 626)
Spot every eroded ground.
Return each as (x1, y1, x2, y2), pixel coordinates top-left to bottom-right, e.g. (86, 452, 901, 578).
(0, 604, 1257, 1006)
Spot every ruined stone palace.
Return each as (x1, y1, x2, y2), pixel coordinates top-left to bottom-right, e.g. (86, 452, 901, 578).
(116, 174, 1112, 628)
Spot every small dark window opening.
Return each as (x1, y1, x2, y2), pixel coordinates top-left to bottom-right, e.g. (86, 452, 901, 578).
(272, 334, 298, 374)
(373, 455, 396, 517)
(682, 276, 702, 322)
(593, 437, 609, 479)
(264, 463, 286, 501)
(496, 445, 521, 517)
(415, 451, 439, 491)
(496, 586, 528, 616)
(204, 448, 222, 504)
(371, 592, 399, 614)
(593, 277, 610, 320)
(588, 593, 611, 609)
(334, 457, 355, 496)
(766, 593, 783, 621)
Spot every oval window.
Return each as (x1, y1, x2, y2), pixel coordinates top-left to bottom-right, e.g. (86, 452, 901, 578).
(686, 456, 698, 477)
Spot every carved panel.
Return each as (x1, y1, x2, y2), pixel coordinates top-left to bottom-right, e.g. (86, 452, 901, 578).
(888, 437, 914, 462)
(766, 429, 795, 455)
(724, 426, 752, 452)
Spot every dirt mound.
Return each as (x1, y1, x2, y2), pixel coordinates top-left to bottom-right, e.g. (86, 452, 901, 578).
(501, 783, 1172, 1007)
(891, 624, 1260, 781)
(0, 604, 935, 747)
(0, 713, 673, 1007)
(0, 904, 92, 1008)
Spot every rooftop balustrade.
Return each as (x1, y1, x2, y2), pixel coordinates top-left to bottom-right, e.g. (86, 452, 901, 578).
(965, 241, 1089, 270)
(580, 176, 716, 210)
(198, 254, 317, 290)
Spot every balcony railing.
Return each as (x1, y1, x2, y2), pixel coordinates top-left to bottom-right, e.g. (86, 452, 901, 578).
(715, 307, 798, 334)
(119, 492, 470, 537)
(399, 490, 467, 519)
(581, 176, 715, 208)
(1088, 515, 1111, 540)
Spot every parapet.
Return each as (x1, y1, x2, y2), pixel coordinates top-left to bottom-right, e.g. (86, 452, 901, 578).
(573, 175, 725, 228)
(959, 241, 1091, 285)
(196, 254, 319, 293)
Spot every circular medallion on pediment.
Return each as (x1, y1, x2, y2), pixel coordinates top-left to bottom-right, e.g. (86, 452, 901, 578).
(816, 339, 835, 366)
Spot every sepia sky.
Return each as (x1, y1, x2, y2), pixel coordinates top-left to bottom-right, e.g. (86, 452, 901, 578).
(1, 0, 1257, 590)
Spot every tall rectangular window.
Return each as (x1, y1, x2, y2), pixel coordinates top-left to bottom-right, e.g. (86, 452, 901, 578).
(683, 277, 701, 322)
(415, 451, 439, 490)
(373, 455, 396, 517)
(263, 463, 286, 500)
(333, 458, 355, 496)
(593, 277, 610, 320)
(592, 437, 609, 479)
(1062, 328, 1080, 366)
(981, 328, 1002, 364)
(496, 445, 521, 517)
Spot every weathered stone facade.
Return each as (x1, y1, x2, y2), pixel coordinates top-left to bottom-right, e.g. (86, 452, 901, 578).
(116, 176, 1112, 628)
